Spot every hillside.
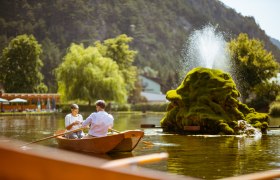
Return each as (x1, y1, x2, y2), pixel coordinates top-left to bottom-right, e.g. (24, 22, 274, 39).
(270, 37, 280, 49)
(0, 0, 279, 93)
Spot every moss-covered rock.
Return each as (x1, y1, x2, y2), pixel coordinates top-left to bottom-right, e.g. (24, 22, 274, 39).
(160, 67, 269, 134)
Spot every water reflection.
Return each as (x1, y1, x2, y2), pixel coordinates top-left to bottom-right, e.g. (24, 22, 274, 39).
(0, 113, 280, 180)
(138, 132, 280, 180)
(0, 115, 61, 142)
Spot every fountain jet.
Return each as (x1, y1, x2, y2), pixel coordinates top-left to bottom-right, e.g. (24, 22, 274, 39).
(181, 24, 231, 75)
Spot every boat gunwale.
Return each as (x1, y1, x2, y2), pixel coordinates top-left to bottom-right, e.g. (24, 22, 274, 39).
(56, 133, 124, 153)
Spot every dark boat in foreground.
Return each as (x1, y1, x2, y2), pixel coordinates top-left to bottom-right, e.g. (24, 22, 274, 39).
(1, 138, 193, 180)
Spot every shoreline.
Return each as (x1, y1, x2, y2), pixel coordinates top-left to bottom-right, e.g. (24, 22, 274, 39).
(0, 111, 57, 116)
(0, 111, 165, 116)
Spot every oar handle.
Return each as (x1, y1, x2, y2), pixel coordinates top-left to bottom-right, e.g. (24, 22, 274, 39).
(109, 128, 121, 133)
(102, 152, 168, 168)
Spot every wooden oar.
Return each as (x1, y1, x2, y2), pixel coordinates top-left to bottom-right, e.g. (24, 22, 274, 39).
(21, 127, 85, 147)
(109, 128, 121, 133)
(102, 152, 168, 168)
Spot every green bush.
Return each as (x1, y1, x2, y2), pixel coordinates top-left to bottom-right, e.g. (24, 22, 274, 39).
(131, 103, 168, 112)
(57, 104, 97, 113)
(161, 67, 269, 134)
(269, 102, 280, 117)
(108, 103, 130, 111)
(58, 102, 168, 113)
(248, 81, 280, 112)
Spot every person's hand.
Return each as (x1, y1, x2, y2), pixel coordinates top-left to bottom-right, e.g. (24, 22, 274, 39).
(74, 121, 81, 125)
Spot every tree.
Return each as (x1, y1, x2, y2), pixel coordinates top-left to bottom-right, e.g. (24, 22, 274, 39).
(127, 77, 143, 104)
(94, 34, 138, 95)
(228, 33, 279, 102)
(55, 43, 126, 105)
(41, 38, 62, 92)
(0, 34, 47, 93)
(248, 80, 280, 111)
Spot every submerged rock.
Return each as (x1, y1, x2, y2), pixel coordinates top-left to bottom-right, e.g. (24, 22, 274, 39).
(161, 67, 268, 135)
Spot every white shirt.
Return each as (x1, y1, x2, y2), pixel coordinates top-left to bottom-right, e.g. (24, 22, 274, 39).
(82, 111, 114, 137)
(65, 114, 83, 131)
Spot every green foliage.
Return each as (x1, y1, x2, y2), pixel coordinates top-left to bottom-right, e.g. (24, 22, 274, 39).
(219, 122, 234, 135)
(269, 101, 280, 117)
(95, 34, 138, 94)
(35, 83, 48, 93)
(41, 38, 62, 92)
(228, 33, 280, 102)
(139, 66, 159, 78)
(127, 78, 144, 104)
(58, 104, 71, 113)
(160, 106, 180, 132)
(248, 81, 280, 111)
(0, 34, 47, 93)
(60, 102, 131, 113)
(131, 103, 168, 112)
(161, 67, 269, 134)
(246, 112, 269, 131)
(58, 103, 130, 113)
(107, 103, 131, 112)
(1, 1, 280, 94)
(55, 43, 127, 105)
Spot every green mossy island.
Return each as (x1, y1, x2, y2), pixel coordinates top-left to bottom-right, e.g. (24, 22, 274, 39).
(161, 67, 269, 134)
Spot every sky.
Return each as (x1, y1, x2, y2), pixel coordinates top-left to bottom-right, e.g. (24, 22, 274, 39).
(219, 0, 280, 40)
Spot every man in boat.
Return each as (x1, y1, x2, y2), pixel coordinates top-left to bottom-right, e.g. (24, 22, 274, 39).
(65, 104, 84, 139)
(81, 100, 114, 138)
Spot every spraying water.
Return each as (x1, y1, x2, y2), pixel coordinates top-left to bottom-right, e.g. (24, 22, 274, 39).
(237, 120, 262, 139)
(178, 24, 264, 137)
(181, 24, 231, 75)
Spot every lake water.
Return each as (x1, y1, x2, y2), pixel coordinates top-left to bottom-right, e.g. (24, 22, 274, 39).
(0, 112, 279, 180)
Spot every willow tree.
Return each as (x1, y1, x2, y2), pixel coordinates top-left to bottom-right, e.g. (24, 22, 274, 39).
(228, 33, 279, 102)
(95, 34, 138, 94)
(55, 43, 126, 105)
(0, 34, 47, 93)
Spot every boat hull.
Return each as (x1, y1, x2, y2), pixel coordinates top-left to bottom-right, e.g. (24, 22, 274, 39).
(111, 130, 144, 152)
(56, 133, 124, 154)
(1, 138, 193, 180)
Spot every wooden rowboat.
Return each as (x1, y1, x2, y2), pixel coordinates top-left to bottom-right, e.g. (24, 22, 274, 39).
(55, 133, 124, 153)
(2, 139, 279, 180)
(55, 130, 144, 153)
(111, 130, 144, 152)
(1, 139, 192, 180)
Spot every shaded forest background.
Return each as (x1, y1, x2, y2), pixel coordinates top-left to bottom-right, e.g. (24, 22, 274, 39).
(0, 0, 280, 93)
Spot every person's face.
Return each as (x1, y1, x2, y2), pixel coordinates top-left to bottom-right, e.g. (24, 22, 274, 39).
(71, 108, 79, 115)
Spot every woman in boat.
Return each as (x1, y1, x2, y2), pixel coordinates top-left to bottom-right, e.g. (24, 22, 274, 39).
(82, 100, 114, 138)
(65, 104, 84, 139)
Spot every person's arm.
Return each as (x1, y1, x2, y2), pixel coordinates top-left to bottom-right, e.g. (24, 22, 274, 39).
(65, 115, 80, 130)
(79, 114, 83, 122)
(66, 121, 80, 130)
(108, 114, 114, 129)
(82, 113, 94, 127)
